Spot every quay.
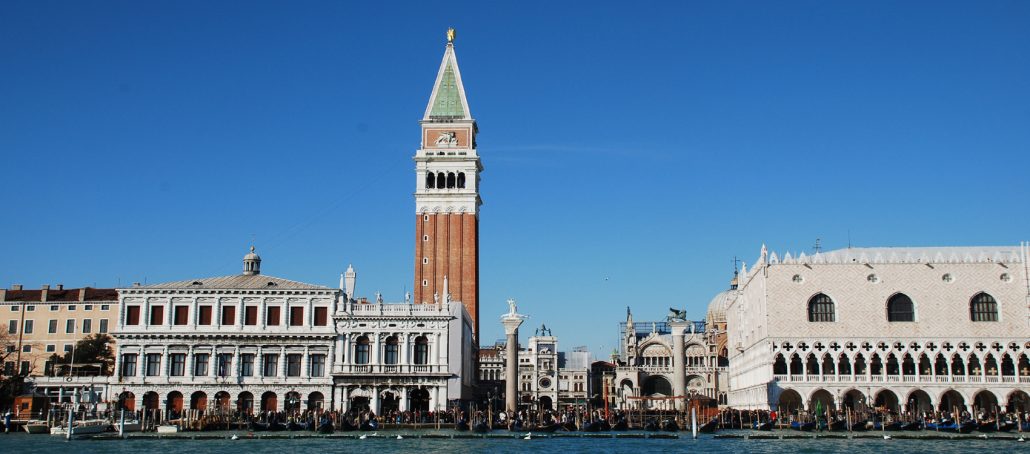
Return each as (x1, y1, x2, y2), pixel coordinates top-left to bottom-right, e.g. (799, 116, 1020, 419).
(77, 431, 1029, 441)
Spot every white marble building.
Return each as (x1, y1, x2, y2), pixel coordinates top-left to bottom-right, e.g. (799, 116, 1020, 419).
(611, 307, 728, 411)
(727, 243, 1030, 415)
(111, 249, 476, 415)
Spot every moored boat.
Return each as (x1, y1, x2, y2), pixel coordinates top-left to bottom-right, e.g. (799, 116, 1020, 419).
(790, 421, 815, 431)
(698, 418, 719, 433)
(23, 421, 49, 434)
(50, 419, 109, 436)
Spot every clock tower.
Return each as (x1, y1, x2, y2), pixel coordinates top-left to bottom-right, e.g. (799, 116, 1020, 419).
(413, 29, 482, 338)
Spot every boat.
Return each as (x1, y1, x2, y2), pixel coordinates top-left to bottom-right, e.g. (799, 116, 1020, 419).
(472, 421, 490, 433)
(790, 421, 815, 431)
(925, 419, 975, 433)
(998, 420, 1016, 432)
(339, 418, 358, 432)
(359, 419, 379, 431)
(23, 421, 50, 434)
(976, 420, 997, 433)
(454, 419, 469, 431)
(316, 417, 334, 434)
(559, 421, 576, 432)
(850, 420, 871, 431)
(882, 421, 905, 431)
(819, 419, 847, 431)
(581, 420, 602, 432)
(644, 420, 658, 431)
(661, 419, 680, 432)
(611, 419, 629, 431)
(752, 421, 773, 431)
(698, 418, 719, 433)
(156, 424, 180, 433)
(901, 421, 923, 431)
(50, 419, 109, 436)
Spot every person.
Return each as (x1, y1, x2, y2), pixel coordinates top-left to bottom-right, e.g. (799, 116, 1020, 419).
(4, 410, 11, 433)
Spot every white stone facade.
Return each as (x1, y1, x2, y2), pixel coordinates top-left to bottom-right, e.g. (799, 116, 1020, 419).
(727, 243, 1030, 414)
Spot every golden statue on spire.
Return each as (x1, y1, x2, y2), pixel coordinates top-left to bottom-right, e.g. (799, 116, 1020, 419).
(447, 27, 456, 44)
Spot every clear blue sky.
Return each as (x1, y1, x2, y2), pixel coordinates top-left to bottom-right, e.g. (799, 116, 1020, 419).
(2, 1, 1029, 357)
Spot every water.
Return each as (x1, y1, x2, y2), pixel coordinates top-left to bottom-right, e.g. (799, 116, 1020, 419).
(0, 431, 1024, 454)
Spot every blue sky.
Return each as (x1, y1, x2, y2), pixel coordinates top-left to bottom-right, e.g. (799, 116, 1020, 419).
(2, 1, 1029, 357)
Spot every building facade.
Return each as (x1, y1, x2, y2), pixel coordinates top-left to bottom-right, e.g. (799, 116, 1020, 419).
(1, 285, 118, 377)
(413, 32, 483, 338)
(727, 243, 1030, 415)
(611, 306, 728, 411)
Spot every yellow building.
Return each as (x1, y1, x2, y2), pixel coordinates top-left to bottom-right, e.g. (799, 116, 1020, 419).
(1, 284, 118, 376)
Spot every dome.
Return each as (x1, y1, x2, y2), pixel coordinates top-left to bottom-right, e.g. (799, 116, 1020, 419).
(244, 245, 261, 261)
(706, 290, 733, 324)
(243, 246, 262, 275)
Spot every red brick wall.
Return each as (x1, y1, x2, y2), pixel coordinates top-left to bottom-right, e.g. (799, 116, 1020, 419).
(413, 213, 479, 337)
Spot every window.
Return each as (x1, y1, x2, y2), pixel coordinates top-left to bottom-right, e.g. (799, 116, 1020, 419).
(145, 353, 162, 376)
(99, 319, 108, 333)
(3, 362, 12, 375)
(217, 354, 232, 377)
(63, 344, 72, 352)
(101, 305, 110, 311)
(289, 307, 304, 326)
(193, 353, 210, 376)
(309, 354, 326, 377)
(222, 306, 236, 325)
(262, 354, 278, 377)
(423, 257, 429, 264)
(314, 307, 328, 326)
(19, 361, 28, 375)
(48, 320, 57, 333)
(414, 336, 429, 365)
(970, 292, 999, 322)
(241, 354, 255, 376)
(46, 345, 56, 353)
(169, 353, 186, 376)
(425, 172, 435, 189)
(173, 306, 189, 325)
(84, 305, 92, 311)
(82, 319, 92, 333)
(384, 336, 399, 365)
(886, 293, 915, 322)
(26, 305, 35, 312)
(50, 305, 58, 311)
(126, 306, 141, 325)
(23, 320, 33, 334)
(266, 306, 280, 325)
(65, 319, 75, 334)
(10, 306, 17, 311)
(807, 293, 835, 322)
(355, 337, 370, 365)
(22, 345, 31, 353)
(8, 320, 16, 334)
(68, 305, 76, 311)
(244, 306, 258, 325)
(121, 354, 137, 377)
(149, 305, 164, 325)
(198, 306, 213, 325)
(286, 354, 302, 377)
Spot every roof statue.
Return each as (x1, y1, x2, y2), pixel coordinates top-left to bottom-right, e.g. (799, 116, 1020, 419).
(667, 307, 687, 322)
(447, 27, 456, 44)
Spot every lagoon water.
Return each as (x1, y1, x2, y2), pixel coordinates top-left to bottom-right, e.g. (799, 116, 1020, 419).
(0, 430, 1023, 454)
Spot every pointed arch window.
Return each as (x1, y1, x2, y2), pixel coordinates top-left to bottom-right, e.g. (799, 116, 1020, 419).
(886, 293, 915, 322)
(970, 292, 998, 322)
(807, 293, 835, 322)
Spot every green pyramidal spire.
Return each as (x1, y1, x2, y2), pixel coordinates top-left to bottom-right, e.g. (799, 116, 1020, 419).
(424, 41, 471, 121)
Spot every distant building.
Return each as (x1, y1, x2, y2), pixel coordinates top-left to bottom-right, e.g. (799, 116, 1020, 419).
(1, 285, 118, 378)
(727, 243, 1030, 415)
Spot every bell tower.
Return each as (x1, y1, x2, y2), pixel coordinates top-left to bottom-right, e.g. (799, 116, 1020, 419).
(413, 28, 482, 337)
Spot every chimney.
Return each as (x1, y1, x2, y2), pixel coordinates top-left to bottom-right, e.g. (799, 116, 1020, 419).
(56, 284, 64, 290)
(12, 284, 23, 291)
(79, 288, 87, 302)
(0, 289, 5, 302)
(41, 284, 49, 302)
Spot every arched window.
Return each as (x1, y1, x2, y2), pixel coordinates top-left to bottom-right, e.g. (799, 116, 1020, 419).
(425, 173, 435, 189)
(457, 172, 466, 188)
(970, 292, 998, 321)
(384, 336, 398, 365)
(886, 293, 915, 322)
(446, 172, 456, 188)
(807, 293, 835, 322)
(413, 336, 429, 365)
(436, 173, 445, 189)
(355, 336, 370, 364)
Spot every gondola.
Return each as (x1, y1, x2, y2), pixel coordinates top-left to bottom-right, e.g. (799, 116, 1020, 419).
(249, 421, 269, 431)
(849, 420, 871, 432)
(472, 421, 490, 433)
(531, 422, 561, 432)
(901, 421, 923, 431)
(360, 419, 379, 431)
(508, 420, 525, 431)
(752, 421, 773, 431)
(698, 418, 719, 433)
(661, 419, 680, 432)
(976, 420, 997, 433)
(316, 417, 334, 434)
(790, 421, 815, 431)
(611, 419, 629, 431)
(998, 420, 1016, 432)
(339, 418, 358, 432)
(560, 421, 577, 432)
(643, 420, 659, 432)
(819, 419, 847, 431)
(581, 420, 602, 432)
(455, 419, 470, 431)
(288, 420, 311, 431)
(882, 421, 905, 431)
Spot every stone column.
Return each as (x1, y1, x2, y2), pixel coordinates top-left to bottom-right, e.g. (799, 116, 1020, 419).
(501, 301, 525, 414)
(670, 322, 687, 412)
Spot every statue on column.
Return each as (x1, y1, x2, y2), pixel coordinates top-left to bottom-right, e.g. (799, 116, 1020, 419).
(506, 298, 517, 316)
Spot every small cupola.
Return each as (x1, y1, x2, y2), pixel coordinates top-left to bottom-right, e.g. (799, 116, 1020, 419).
(243, 246, 262, 275)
